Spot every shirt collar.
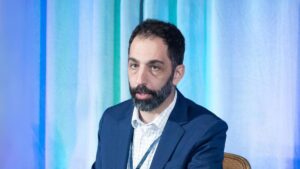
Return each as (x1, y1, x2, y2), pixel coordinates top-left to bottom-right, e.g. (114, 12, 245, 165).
(131, 91, 177, 130)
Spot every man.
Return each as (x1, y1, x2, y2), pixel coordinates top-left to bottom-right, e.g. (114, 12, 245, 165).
(92, 19, 228, 169)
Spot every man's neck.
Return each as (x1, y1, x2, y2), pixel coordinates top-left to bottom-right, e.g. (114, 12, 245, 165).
(139, 89, 176, 124)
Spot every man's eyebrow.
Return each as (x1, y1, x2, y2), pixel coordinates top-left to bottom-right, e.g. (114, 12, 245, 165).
(128, 58, 164, 65)
(148, 60, 164, 65)
(128, 57, 138, 62)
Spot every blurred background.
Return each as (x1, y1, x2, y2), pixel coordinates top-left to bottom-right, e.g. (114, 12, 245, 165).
(0, 0, 299, 168)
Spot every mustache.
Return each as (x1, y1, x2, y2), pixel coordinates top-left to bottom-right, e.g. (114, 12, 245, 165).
(131, 85, 157, 96)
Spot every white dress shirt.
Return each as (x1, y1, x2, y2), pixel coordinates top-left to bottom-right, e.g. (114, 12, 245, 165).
(128, 91, 177, 169)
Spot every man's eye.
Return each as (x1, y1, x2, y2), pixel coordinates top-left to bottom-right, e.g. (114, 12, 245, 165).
(151, 65, 160, 71)
(130, 64, 138, 69)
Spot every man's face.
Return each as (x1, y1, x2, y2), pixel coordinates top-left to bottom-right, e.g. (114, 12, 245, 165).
(128, 36, 174, 111)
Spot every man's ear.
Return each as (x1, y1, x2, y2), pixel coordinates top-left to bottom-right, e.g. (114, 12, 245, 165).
(172, 64, 185, 85)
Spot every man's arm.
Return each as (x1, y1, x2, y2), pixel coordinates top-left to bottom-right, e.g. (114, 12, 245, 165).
(188, 121, 228, 169)
(91, 114, 105, 169)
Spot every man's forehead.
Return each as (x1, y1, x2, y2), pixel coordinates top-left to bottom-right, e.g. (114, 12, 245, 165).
(128, 36, 171, 64)
(134, 35, 167, 48)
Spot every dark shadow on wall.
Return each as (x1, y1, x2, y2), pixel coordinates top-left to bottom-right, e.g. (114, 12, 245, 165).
(38, 0, 47, 169)
(139, 0, 144, 23)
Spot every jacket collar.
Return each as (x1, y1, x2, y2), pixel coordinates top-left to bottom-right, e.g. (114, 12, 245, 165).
(167, 89, 189, 124)
(150, 89, 188, 169)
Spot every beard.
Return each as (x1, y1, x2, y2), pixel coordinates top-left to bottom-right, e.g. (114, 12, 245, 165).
(129, 77, 174, 112)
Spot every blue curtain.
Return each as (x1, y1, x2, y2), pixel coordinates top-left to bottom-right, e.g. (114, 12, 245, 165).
(0, 0, 299, 168)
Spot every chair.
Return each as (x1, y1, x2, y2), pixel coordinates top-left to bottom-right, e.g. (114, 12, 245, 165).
(223, 152, 251, 169)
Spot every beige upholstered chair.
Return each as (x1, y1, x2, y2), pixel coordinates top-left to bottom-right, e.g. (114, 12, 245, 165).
(223, 152, 251, 169)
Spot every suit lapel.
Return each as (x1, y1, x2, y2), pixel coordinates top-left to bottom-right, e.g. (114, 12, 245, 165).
(115, 105, 134, 169)
(150, 121, 184, 169)
(150, 90, 188, 169)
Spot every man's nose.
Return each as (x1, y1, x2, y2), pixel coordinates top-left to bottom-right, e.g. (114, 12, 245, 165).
(136, 67, 149, 85)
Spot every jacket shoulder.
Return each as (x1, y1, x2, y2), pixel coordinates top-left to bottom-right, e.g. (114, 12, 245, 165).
(184, 98, 228, 130)
(102, 99, 133, 120)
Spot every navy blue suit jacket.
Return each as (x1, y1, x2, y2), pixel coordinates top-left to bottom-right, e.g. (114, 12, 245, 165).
(92, 90, 228, 169)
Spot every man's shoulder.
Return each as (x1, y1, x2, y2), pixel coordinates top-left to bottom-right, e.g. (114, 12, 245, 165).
(102, 99, 133, 120)
(106, 99, 133, 111)
(182, 97, 227, 130)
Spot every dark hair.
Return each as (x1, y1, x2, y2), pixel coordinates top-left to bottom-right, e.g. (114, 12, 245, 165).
(128, 19, 185, 69)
